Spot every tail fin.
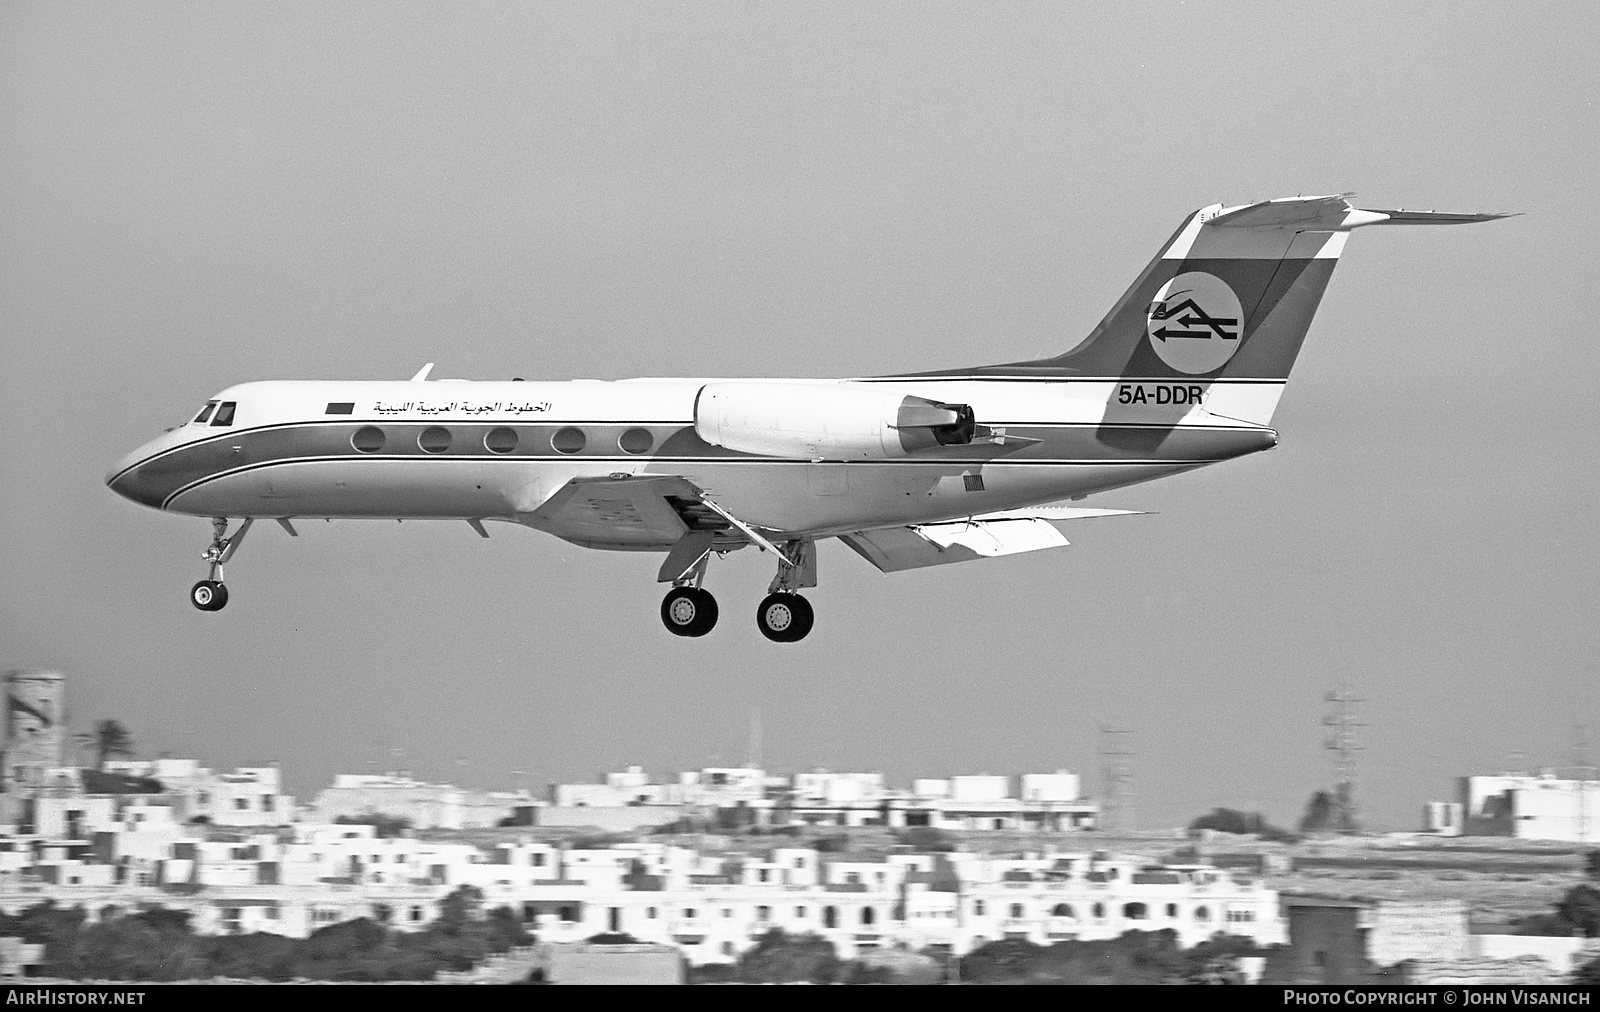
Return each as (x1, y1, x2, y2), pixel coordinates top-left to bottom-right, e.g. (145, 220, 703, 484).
(918, 194, 1511, 423)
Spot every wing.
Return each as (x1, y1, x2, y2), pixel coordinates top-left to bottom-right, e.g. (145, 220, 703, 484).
(839, 506, 1143, 573)
(523, 475, 729, 550)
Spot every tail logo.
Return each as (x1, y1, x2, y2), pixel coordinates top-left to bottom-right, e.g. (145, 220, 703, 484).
(1146, 271, 1244, 375)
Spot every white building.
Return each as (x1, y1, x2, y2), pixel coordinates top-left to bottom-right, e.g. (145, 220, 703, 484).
(793, 772, 884, 805)
(0, 809, 1285, 962)
(553, 766, 683, 808)
(679, 767, 768, 807)
(311, 774, 532, 830)
(102, 761, 295, 827)
(546, 765, 1098, 832)
(1437, 772, 1600, 841)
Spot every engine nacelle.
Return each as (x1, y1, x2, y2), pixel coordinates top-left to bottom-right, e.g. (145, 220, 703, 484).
(694, 382, 976, 459)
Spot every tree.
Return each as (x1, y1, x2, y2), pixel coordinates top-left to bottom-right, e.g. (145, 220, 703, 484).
(737, 930, 843, 984)
(895, 826, 956, 852)
(80, 770, 163, 794)
(88, 720, 135, 770)
(334, 813, 412, 838)
(1298, 791, 1334, 833)
(1513, 885, 1600, 937)
(959, 938, 1049, 983)
(956, 931, 1211, 985)
(1191, 808, 1263, 835)
(1574, 953, 1600, 984)
(1557, 885, 1600, 937)
(205, 932, 300, 982)
(436, 885, 485, 935)
(1189, 808, 1299, 843)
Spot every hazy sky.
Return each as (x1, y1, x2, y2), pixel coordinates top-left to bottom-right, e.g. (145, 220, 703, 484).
(3, 1, 1595, 831)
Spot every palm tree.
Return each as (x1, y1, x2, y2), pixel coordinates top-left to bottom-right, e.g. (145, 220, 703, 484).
(91, 720, 134, 770)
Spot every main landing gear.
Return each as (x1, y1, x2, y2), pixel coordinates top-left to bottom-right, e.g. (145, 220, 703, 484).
(659, 543, 718, 637)
(756, 592, 813, 643)
(661, 586, 719, 637)
(756, 540, 817, 643)
(191, 517, 251, 612)
(657, 536, 818, 642)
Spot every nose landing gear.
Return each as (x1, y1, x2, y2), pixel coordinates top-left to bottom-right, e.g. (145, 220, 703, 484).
(191, 517, 251, 612)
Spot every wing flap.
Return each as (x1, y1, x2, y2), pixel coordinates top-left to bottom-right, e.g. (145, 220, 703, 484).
(841, 518, 1066, 573)
(840, 505, 1142, 573)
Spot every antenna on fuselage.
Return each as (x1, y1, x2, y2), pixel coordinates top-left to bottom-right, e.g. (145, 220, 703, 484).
(409, 362, 435, 382)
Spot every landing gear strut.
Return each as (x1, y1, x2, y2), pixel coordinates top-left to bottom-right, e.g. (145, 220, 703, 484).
(660, 544, 718, 637)
(654, 520, 819, 642)
(756, 540, 816, 643)
(191, 517, 251, 612)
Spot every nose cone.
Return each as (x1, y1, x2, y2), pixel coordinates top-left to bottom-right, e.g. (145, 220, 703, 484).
(106, 431, 185, 510)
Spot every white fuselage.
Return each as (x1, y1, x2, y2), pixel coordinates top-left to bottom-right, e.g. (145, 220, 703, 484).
(106, 375, 1278, 547)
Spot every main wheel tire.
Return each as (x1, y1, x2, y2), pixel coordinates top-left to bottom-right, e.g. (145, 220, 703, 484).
(786, 594, 815, 642)
(687, 588, 718, 636)
(757, 592, 813, 643)
(661, 587, 717, 637)
(190, 580, 228, 612)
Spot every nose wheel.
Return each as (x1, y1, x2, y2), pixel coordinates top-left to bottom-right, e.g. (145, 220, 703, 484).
(191, 580, 228, 612)
(757, 592, 814, 643)
(661, 587, 719, 637)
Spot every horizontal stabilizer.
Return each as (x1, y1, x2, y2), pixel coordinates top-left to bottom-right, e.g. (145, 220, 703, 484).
(840, 505, 1142, 573)
(1207, 194, 1515, 231)
(969, 505, 1145, 526)
(1356, 208, 1519, 226)
(1206, 193, 1358, 229)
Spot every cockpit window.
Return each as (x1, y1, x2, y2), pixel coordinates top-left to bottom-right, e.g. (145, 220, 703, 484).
(211, 401, 237, 426)
(193, 402, 218, 424)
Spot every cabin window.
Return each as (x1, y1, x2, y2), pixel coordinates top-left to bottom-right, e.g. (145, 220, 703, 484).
(325, 402, 354, 415)
(352, 427, 386, 453)
(193, 402, 217, 424)
(551, 427, 586, 454)
(211, 402, 236, 426)
(418, 426, 452, 453)
(485, 427, 518, 454)
(618, 427, 654, 454)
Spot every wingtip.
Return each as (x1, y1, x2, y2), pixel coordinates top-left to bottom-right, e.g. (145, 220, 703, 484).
(1358, 208, 1519, 226)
